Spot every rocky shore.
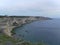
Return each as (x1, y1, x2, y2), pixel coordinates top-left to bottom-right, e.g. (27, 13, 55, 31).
(0, 16, 52, 37)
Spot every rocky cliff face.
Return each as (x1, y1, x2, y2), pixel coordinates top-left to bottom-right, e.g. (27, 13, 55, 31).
(0, 16, 52, 36)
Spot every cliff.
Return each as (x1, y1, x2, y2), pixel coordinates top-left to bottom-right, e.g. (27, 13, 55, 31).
(0, 16, 52, 36)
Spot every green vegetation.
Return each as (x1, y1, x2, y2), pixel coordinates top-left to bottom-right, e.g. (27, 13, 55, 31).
(0, 33, 46, 45)
(0, 34, 18, 45)
(11, 28, 16, 35)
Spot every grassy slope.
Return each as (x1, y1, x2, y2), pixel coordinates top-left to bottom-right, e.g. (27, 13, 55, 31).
(0, 33, 18, 45)
(0, 33, 46, 45)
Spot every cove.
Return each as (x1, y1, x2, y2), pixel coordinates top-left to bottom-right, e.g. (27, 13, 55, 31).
(14, 19, 60, 45)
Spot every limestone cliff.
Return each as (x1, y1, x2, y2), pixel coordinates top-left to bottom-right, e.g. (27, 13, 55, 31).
(0, 16, 52, 36)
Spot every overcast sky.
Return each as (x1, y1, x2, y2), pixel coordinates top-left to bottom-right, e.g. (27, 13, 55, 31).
(0, 0, 60, 18)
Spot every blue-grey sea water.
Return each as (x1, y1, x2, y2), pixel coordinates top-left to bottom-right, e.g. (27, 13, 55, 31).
(14, 19, 60, 45)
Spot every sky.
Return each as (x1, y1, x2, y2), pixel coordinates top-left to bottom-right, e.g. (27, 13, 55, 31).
(0, 0, 60, 18)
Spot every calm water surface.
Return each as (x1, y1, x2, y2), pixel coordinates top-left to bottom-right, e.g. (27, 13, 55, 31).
(14, 19, 60, 45)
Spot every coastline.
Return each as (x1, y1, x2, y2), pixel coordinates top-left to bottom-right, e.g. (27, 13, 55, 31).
(11, 19, 52, 37)
(11, 20, 35, 36)
(0, 16, 52, 37)
(0, 16, 52, 45)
